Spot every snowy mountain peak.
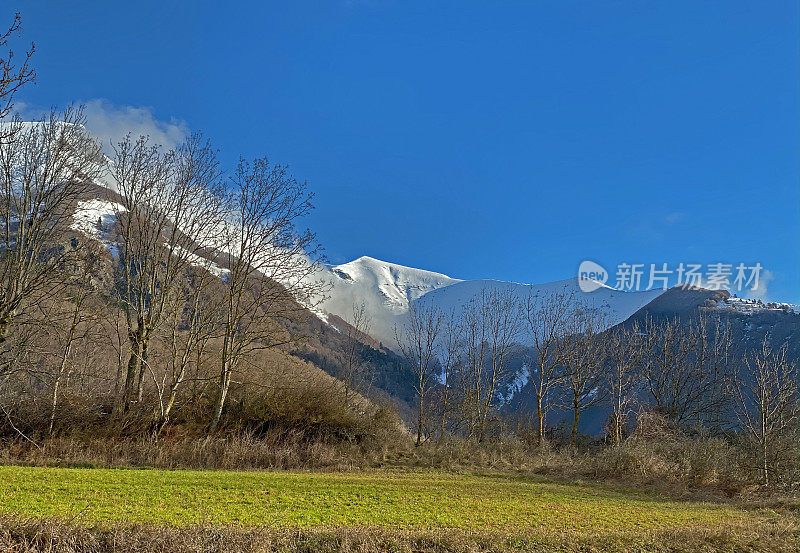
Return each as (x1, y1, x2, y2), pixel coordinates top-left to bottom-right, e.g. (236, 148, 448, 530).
(337, 255, 458, 281)
(316, 256, 461, 345)
(317, 256, 667, 347)
(326, 256, 461, 313)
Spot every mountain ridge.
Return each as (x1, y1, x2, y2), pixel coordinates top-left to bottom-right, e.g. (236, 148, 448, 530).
(316, 255, 667, 347)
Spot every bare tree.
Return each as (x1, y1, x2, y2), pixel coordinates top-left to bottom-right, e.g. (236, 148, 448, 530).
(341, 301, 372, 406)
(210, 157, 322, 432)
(640, 316, 731, 427)
(47, 283, 96, 435)
(101, 297, 128, 398)
(457, 288, 521, 441)
(695, 314, 734, 430)
(523, 287, 572, 443)
(111, 133, 223, 410)
(459, 291, 488, 438)
(0, 13, 35, 142)
(111, 135, 171, 408)
(396, 302, 442, 445)
(733, 338, 799, 485)
(556, 306, 608, 445)
(0, 108, 104, 349)
(154, 264, 222, 437)
(436, 308, 461, 440)
(605, 324, 644, 446)
(478, 288, 521, 440)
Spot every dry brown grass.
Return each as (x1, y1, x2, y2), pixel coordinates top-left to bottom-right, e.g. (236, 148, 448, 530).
(391, 435, 799, 504)
(0, 431, 399, 472)
(0, 515, 796, 553)
(2, 430, 797, 505)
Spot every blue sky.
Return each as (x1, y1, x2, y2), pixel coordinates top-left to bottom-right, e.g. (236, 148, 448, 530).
(10, 1, 799, 301)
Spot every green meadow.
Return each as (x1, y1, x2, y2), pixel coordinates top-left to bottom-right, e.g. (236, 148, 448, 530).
(0, 465, 780, 534)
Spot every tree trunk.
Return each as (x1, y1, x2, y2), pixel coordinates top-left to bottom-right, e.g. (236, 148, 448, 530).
(210, 355, 231, 433)
(114, 356, 123, 398)
(48, 375, 62, 436)
(136, 338, 149, 402)
(439, 388, 448, 442)
(122, 338, 142, 410)
(50, 321, 78, 435)
(210, 374, 229, 433)
(416, 391, 424, 446)
(0, 315, 11, 344)
(571, 397, 580, 445)
(155, 363, 186, 438)
(0, 305, 20, 344)
(536, 395, 545, 444)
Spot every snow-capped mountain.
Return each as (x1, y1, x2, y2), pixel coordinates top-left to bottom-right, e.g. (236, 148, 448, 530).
(49, 123, 729, 351)
(417, 277, 665, 328)
(316, 256, 666, 347)
(326, 256, 461, 313)
(65, 176, 669, 350)
(317, 256, 462, 346)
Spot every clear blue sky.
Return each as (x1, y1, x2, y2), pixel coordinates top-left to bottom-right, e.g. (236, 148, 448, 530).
(10, 1, 799, 301)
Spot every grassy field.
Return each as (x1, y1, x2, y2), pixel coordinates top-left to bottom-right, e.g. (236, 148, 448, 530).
(0, 465, 796, 552)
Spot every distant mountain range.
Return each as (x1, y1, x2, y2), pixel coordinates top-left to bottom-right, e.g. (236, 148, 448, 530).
(64, 135, 798, 434)
(317, 256, 666, 347)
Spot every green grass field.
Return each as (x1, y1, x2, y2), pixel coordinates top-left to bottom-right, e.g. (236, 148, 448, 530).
(0, 466, 795, 551)
(0, 465, 776, 528)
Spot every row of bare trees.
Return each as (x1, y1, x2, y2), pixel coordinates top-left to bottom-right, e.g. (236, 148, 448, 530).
(394, 286, 797, 484)
(0, 123, 322, 435)
(110, 134, 322, 434)
(0, 15, 325, 437)
(396, 288, 526, 445)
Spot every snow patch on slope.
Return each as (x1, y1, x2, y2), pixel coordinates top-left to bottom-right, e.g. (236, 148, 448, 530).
(716, 296, 798, 315)
(72, 198, 231, 282)
(71, 198, 125, 256)
(171, 245, 231, 281)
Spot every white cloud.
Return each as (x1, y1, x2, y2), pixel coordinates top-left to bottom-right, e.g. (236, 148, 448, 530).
(744, 268, 773, 302)
(664, 212, 685, 224)
(82, 99, 189, 154)
(14, 99, 189, 154)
